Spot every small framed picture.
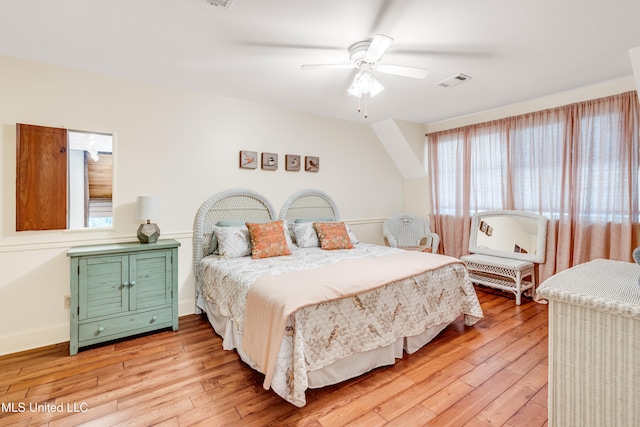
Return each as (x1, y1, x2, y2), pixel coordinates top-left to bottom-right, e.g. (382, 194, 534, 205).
(486, 225, 493, 236)
(261, 152, 278, 170)
(239, 150, 257, 169)
(480, 220, 488, 233)
(285, 154, 301, 171)
(305, 156, 319, 172)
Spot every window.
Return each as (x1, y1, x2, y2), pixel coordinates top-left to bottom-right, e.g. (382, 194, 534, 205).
(428, 91, 640, 272)
(430, 92, 639, 222)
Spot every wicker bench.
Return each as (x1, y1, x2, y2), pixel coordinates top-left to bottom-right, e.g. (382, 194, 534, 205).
(461, 253, 535, 305)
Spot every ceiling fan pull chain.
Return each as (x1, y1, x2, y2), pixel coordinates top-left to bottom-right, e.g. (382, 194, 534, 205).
(355, 94, 369, 118)
(363, 93, 368, 118)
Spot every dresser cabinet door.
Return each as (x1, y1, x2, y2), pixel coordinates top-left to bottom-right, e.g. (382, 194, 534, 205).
(78, 255, 129, 320)
(129, 250, 173, 311)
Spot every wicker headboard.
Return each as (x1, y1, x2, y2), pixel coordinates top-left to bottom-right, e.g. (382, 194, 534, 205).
(193, 188, 276, 269)
(278, 189, 340, 223)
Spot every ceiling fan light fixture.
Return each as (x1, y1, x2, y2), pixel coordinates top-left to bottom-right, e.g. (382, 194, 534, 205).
(356, 71, 373, 93)
(369, 78, 384, 97)
(347, 83, 362, 98)
(348, 71, 384, 98)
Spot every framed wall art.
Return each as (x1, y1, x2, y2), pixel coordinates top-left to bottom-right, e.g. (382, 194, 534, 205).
(285, 154, 301, 171)
(305, 156, 319, 172)
(239, 150, 258, 169)
(261, 152, 278, 170)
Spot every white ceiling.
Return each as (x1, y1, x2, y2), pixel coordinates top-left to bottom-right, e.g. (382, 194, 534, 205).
(1, 0, 639, 124)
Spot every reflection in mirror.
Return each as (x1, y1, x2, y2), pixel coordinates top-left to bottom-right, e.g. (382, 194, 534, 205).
(469, 210, 547, 263)
(68, 131, 113, 229)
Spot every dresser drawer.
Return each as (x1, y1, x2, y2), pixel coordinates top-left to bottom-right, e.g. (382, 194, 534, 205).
(78, 307, 173, 342)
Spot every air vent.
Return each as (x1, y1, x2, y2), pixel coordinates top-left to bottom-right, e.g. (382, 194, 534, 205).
(436, 73, 472, 89)
(203, 0, 234, 9)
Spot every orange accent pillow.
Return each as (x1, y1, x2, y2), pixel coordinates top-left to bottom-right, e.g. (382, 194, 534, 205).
(246, 220, 292, 259)
(313, 222, 354, 250)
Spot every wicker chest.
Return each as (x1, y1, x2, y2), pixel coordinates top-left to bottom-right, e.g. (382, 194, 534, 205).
(537, 259, 640, 427)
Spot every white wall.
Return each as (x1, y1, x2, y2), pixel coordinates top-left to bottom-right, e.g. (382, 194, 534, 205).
(426, 76, 637, 133)
(394, 120, 431, 218)
(0, 55, 405, 355)
(630, 47, 640, 99)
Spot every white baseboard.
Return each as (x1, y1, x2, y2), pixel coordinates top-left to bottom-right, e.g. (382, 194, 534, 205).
(0, 324, 69, 356)
(1, 301, 199, 357)
(179, 300, 197, 317)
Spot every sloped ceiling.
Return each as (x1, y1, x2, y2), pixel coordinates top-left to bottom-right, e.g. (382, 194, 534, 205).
(372, 119, 427, 179)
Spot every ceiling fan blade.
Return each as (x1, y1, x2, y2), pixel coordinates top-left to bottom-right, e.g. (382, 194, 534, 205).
(368, 0, 400, 34)
(235, 40, 343, 51)
(364, 34, 393, 63)
(392, 47, 493, 58)
(301, 63, 355, 70)
(376, 64, 429, 79)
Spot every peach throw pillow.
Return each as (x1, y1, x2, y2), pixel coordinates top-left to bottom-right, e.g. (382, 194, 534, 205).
(246, 220, 292, 259)
(313, 222, 354, 250)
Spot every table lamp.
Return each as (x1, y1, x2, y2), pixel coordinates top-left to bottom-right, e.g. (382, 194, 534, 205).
(136, 196, 160, 243)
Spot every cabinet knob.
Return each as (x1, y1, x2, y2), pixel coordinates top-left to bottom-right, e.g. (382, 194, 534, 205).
(97, 326, 105, 333)
(123, 281, 129, 287)
(151, 315, 158, 322)
(129, 281, 136, 287)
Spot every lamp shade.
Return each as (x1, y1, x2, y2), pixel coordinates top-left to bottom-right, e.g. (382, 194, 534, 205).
(135, 196, 160, 221)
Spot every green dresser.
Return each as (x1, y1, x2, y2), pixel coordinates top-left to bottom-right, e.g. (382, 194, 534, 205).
(67, 239, 180, 355)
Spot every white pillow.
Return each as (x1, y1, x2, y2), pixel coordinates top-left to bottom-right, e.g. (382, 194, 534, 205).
(212, 225, 251, 258)
(291, 222, 320, 248)
(281, 220, 295, 249)
(346, 225, 359, 244)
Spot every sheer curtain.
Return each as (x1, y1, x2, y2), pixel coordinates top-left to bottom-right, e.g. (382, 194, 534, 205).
(429, 91, 639, 280)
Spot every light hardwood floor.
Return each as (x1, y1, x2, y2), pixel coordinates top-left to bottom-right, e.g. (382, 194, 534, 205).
(0, 288, 548, 427)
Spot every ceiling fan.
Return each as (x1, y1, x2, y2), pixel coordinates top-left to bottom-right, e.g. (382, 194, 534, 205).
(301, 34, 429, 117)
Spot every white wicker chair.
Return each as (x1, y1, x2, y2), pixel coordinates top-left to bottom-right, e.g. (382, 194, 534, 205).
(383, 214, 440, 253)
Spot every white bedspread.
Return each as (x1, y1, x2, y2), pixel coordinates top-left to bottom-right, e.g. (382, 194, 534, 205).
(198, 243, 406, 331)
(244, 251, 467, 390)
(197, 243, 483, 406)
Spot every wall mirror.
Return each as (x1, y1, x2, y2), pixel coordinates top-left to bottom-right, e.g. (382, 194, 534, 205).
(68, 130, 113, 229)
(468, 210, 548, 263)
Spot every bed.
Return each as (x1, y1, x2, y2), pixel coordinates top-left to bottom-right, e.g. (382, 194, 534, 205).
(194, 188, 483, 407)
